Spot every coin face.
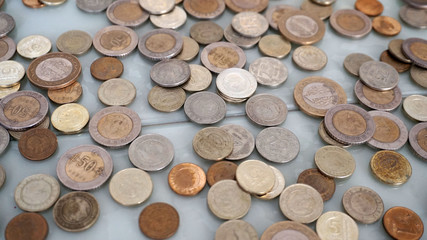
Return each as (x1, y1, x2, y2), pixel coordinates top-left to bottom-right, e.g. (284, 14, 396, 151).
(139, 202, 179, 239)
(98, 78, 136, 106)
(301, 0, 333, 20)
(76, 0, 113, 12)
(261, 221, 320, 240)
(236, 159, 275, 195)
(265, 4, 298, 30)
(107, 0, 149, 27)
(168, 162, 206, 196)
(206, 161, 238, 186)
(150, 59, 190, 87)
(389, 39, 412, 63)
(367, 111, 408, 150)
(256, 127, 299, 163)
(383, 206, 424, 240)
(342, 186, 384, 224)
(355, 0, 384, 16)
(223, 25, 261, 49)
(139, 0, 175, 14)
(183, 0, 225, 19)
(410, 65, 427, 88)
(249, 57, 288, 87)
(315, 145, 356, 178)
(0, 13, 15, 38)
(258, 34, 291, 59)
(316, 211, 359, 240)
(181, 64, 211, 92)
(0, 61, 25, 88)
(372, 16, 401, 36)
(215, 220, 258, 240)
(193, 127, 233, 160)
(354, 80, 402, 111)
(292, 46, 328, 71)
(129, 134, 174, 171)
(216, 68, 257, 101)
(48, 81, 82, 104)
(220, 124, 254, 160)
(56, 30, 92, 55)
(93, 25, 138, 57)
(201, 41, 246, 73)
(148, 85, 186, 112)
(278, 10, 325, 45)
(409, 122, 427, 160)
(90, 57, 124, 81)
(138, 29, 183, 61)
(51, 103, 89, 133)
(399, 5, 427, 29)
(231, 12, 268, 38)
(109, 168, 153, 206)
(0, 36, 16, 61)
(343, 53, 374, 76)
(246, 94, 288, 126)
(359, 61, 399, 91)
(5, 213, 48, 240)
(371, 150, 412, 185)
(330, 9, 372, 38)
(225, 0, 268, 13)
(190, 21, 224, 45)
(184, 91, 226, 124)
(402, 38, 427, 69)
(18, 128, 57, 161)
(17, 35, 51, 59)
(174, 37, 200, 61)
(297, 168, 335, 202)
(318, 120, 351, 148)
(150, 6, 187, 29)
(380, 50, 411, 73)
(403, 95, 427, 122)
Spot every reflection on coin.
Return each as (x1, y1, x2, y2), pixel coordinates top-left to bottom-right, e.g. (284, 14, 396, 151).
(0, 36, 16, 61)
(372, 16, 401, 36)
(249, 57, 288, 87)
(109, 168, 153, 206)
(370, 150, 412, 185)
(181, 64, 211, 92)
(139, 202, 179, 239)
(410, 65, 427, 88)
(367, 111, 408, 150)
(318, 120, 350, 148)
(225, 0, 268, 13)
(138, 29, 183, 61)
(292, 45, 327, 71)
(5, 213, 48, 240)
(175, 36, 199, 61)
(40, 0, 66, 5)
(129, 134, 174, 171)
(150, 59, 190, 87)
(256, 165, 285, 200)
(76, 0, 113, 12)
(403, 95, 427, 122)
(18, 128, 57, 161)
(168, 162, 206, 196)
(148, 85, 186, 112)
(355, 0, 383, 16)
(317, 211, 358, 240)
(315, 145, 356, 179)
(258, 34, 291, 59)
(256, 127, 299, 163)
(93, 25, 138, 57)
(380, 50, 411, 73)
(343, 53, 374, 76)
(220, 124, 254, 160)
(56, 30, 92, 55)
(206, 161, 237, 186)
(354, 80, 402, 111)
(183, 0, 225, 19)
(51, 103, 89, 134)
(201, 41, 246, 73)
(224, 25, 260, 49)
(17, 35, 51, 59)
(107, 0, 149, 27)
(246, 94, 287, 126)
(236, 159, 275, 195)
(342, 186, 384, 224)
(0, 13, 14, 38)
(184, 91, 226, 124)
(399, 5, 427, 29)
(139, 0, 175, 14)
(231, 12, 268, 38)
(301, 0, 333, 20)
(278, 10, 325, 45)
(150, 6, 187, 29)
(48, 81, 82, 104)
(261, 221, 320, 240)
(0, 83, 20, 100)
(265, 5, 298, 30)
(190, 21, 223, 45)
(14, 174, 60, 212)
(388, 39, 412, 64)
(297, 168, 335, 202)
(90, 57, 124, 81)
(9, 116, 50, 140)
(0, 165, 5, 188)
(402, 38, 427, 69)
(216, 68, 257, 101)
(0, 61, 25, 88)
(98, 78, 136, 106)
(23, 0, 46, 8)
(330, 9, 372, 38)
(193, 127, 233, 160)
(383, 206, 424, 240)
(409, 122, 427, 160)
(215, 220, 258, 240)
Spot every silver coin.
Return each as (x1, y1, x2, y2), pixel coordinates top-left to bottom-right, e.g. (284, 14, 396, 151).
(216, 68, 257, 100)
(236, 160, 275, 195)
(231, 11, 269, 38)
(315, 145, 356, 179)
(256, 127, 300, 163)
(245, 94, 287, 126)
(109, 168, 153, 206)
(0, 125, 9, 155)
(403, 0, 427, 9)
(410, 65, 427, 88)
(367, 111, 408, 150)
(0, 13, 14, 38)
(93, 25, 138, 57)
(224, 25, 260, 49)
(150, 59, 190, 87)
(190, 21, 224, 45)
(399, 5, 427, 29)
(138, 29, 183, 61)
(128, 134, 174, 171)
(409, 122, 427, 160)
(215, 220, 258, 240)
(200, 41, 246, 73)
(402, 38, 427, 69)
(388, 39, 412, 64)
(403, 95, 427, 122)
(330, 9, 372, 38)
(343, 53, 374, 76)
(354, 80, 402, 111)
(359, 61, 399, 91)
(0, 36, 16, 62)
(0, 61, 25, 88)
(0, 165, 5, 188)
(76, 0, 113, 12)
(57, 145, 113, 191)
(106, 0, 149, 27)
(249, 57, 288, 87)
(256, 165, 286, 200)
(139, 0, 175, 14)
(317, 211, 359, 240)
(310, 0, 336, 5)
(220, 124, 254, 161)
(150, 6, 187, 29)
(17, 35, 51, 59)
(292, 45, 327, 71)
(56, 30, 92, 56)
(265, 4, 298, 30)
(184, 91, 226, 124)
(342, 186, 384, 224)
(98, 78, 136, 106)
(301, 0, 333, 20)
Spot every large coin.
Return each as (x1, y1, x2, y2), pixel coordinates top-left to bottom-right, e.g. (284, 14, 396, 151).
(193, 127, 233, 161)
(245, 94, 287, 126)
(383, 206, 424, 240)
(330, 9, 372, 38)
(109, 168, 153, 206)
(138, 29, 183, 61)
(359, 61, 399, 91)
(256, 127, 299, 163)
(220, 124, 254, 160)
(342, 186, 384, 224)
(409, 122, 427, 160)
(107, 0, 149, 27)
(5, 213, 48, 240)
(316, 211, 359, 240)
(278, 10, 325, 45)
(403, 95, 427, 122)
(201, 42, 246, 73)
(402, 38, 427, 69)
(354, 80, 402, 111)
(56, 30, 92, 55)
(184, 91, 226, 124)
(315, 145, 356, 179)
(367, 111, 408, 150)
(150, 59, 190, 87)
(249, 57, 288, 87)
(93, 25, 138, 57)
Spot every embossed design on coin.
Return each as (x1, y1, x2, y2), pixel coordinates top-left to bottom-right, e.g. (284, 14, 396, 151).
(139, 0, 175, 14)
(249, 57, 288, 87)
(216, 68, 257, 102)
(5, 213, 48, 240)
(0, 61, 25, 88)
(181, 64, 211, 92)
(354, 80, 402, 111)
(139, 29, 183, 61)
(293, 46, 327, 71)
(48, 81, 82, 104)
(76, 0, 113, 12)
(316, 211, 359, 240)
(278, 10, 325, 45)
(359, 61, 399, 91)
(51, 103, 89, 134)
(109, 168, 153, 206)
(225, 0, 268, 13)
(256, 127, 299, 163)
(184, 0, 225, 19)
(18, 128, 57, 161)
(57, 30, 92, 55)
(343, 53, 374, 76)
(190, 21, 224, 45)
(330, 9, 372, 38)
(175, 37, 200, 62)
(215, 220, 258, 240)
(258, 34, 291, 59)
(17, 35, 51, 59)
(297, 168, 335, 202)
(168, 162, 206, 196)
(372, 16, 401, 36)
(107, 0, 149, 27)
(150, 6, 187, 29)
(403, 95, 427, 122)
(315, 145, 356, 179)
(224, 25, 261, 49)
(184, 91, 226, 124)
(207, 161, 238, 186)
(261, 221, 320, 240)
(220, 124, 254, 160)
(148, 85, 186, 112)
(409, 122, 427, 160)
(201, 41, 246, 73)
(150, 59, 190, 87)
(367, 111, 408, 150)
(399, 5, 427, 29)
(236, 159, 275, 195)
(383, 206, 424, 240)
(139, 202, 179, 239)
(370, 150, 412, 185)
(231, 12, 268, 38)
(129, 134, 174, 171)
(90, 57, 123, 81)
(93, 25, 138, 57)
(342, 186, 384, 224)
(98, 78, 136, 106)
(193, 127, 233, 160)
(246, 94, 287, 126)
(355, 0, 384, 16)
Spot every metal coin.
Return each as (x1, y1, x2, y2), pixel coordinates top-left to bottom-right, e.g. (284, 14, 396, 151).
(249, 57, 288, 87)
(0, 13, 14, 38)
(372, 16, 401, 36)
(354, 0, 383, 17)
(0, 36, 16, 61)
(388, 39, 412, 63)
(231, 12, 268, 38)
(261, 221, 319, 240)
(190, 21, 223, 45)
(107, 0, 149, 27)
(206, 161, 238, 186)
(278, 10, 325, 45)
(150, 59, 190, 87)
(56, 30, 92, 55)
(316, 211, 359, 240)
(367, 111, 408, 150)
(383, 206, 424, 240)
(0, 125, 9, 155)
(90, 57, 124, 81)
(311, 0, 335, 5)
(330, 9, 372, 38)
(354, 80, 402, 111)
(51, 103, 89, 134)
(181, 64, 211, 92)
(174, 36, 199, 61)
(215, 220, 258, 240)
(236, 159, 275, 195)
(5, 213, 48, 240)
(98, 78, 136, 106)
(0, 61, 25, 88)
(370, 150, 412, 185)
(0, 165, 5, 188)
(201, 41, 245, 73)
(148, 85, 186, 112)
(256, 127, 299, 163)
(265, 4, 298, 30)
(150, 6, 187, 29)
(342, 186, 384, 224)
(23, 0, 46, 8)
(380, 50, 411, 73)
(292, 45, 327, 71)
(184, 91, 226, 124)
(409, 122, 427, 160)
(139, 0, 175, 14)
(359, 61, 399, 91)
(399, 5, 427, 29)
(168, 162, 206, 196)
(343, 53, 374, 76)
(17, 35, 51, 59)
(109, 168, 153, 206)
(216, 68, 257, 101)
(403, 95, 427, 122)
(139, 202, 179, 239)
(220, 124, 254, 160)
(40, 0, 66, 5)
(258, 34, 291, 59)
(138, 29, 183, 61)
(9, 116, 50, 140)
(246, 94, 287, 126)
(410, 65, 427, 88)
(256, 165, 285, 200)
(297, 168, 335, 202)
(93, 25, 138, 57)
(224, 25, 260, 49)
(318, 120, 351, 148)
(402, 38, 427, 69)
(0, 83, 20, 100)
(183, 0, 225, 19)
(76, 0, 113, 12)
(315, 145, 356, 179)
(193, 127, 233, 160)
(403, 0, 427, 9)
(18, 128, 57, 161)
(301, 0, 333, 20)
(47, 81, 83, 104)
(224, 0, 268, 13)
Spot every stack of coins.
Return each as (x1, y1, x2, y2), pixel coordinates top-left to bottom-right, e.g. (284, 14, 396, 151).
(216, 68, 257, 103)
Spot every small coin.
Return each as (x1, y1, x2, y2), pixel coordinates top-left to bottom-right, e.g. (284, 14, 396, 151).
(404, 0, 427, 9)
(109, 168, 153, 206)
(316, 211, 358, 240)
(402, 38, 427, 69)
(300, 0, 333, 20)
(40, 0, 66, 5)
(256, 165, 285, 200)
(258, 34, 291, 59)
(0, 83, 20, 100)
(318, 120, 351, 148)
(231, 12, 268, 38)
(246, 94, 287, 126)
(403, 95, 427, 122)
(139, 202, 179, 239)
(201, 41, 246, 73)
(181, 64, 211, 92)
(261, 221, 320, 240)
(48, 81, 82, 104)
(90, 57, 124, 81)
(380, 50, 411, 73)
(98, 78, 136, 106)
(311, 0, 336, 6)
(330, 9, 372, 38)
(150, 6, 187, 29)
(107, 0, 149, 27)
(23, 0, 45, 8)
(17, 35, 51, 59)
(148, 85, 186, 112)
(89, 106, 141, 148)
(388, 39, 412, 63)
(0, 164, 5, 188)
(0, 61, 25, 88)
(183, 0, 225, 19)
(14, 174, 60, 212)
(9, 116, 50, 140)
(343, 53, 374, 76)
(278, 10, 325, 45)
(193, 127, 233, 160)
(368, 111, 408, 150)
(0, 36, 16, 61)
(175, 36, 199, 61)
(206, 161, 237, 186)
(184, 91, 226, 124)
(224, 25, 261, 49)
(53, 191, 100, 232)
(139, 0, 175, 14)
(216, 68, 257, 101)
(372, 16, 401, 36)
(138, 29, 183, 61)
(265, 5, 298, 30)
(0, 13, 14, 38)
(399, 5, 427, 29)
(410, 64, 427, 88)
(150, 59, 190, 87)
(220, 124, 254, 160)
(370, 150, 412, 185)
(297, 168, 335, 202)
(190, 21, 223, 45)
(56, 30, 92, 55)
(315, 145, 356, 178)
(225, 0, 268, 13)
(76, 0, 113, 12)
(236, 159, 275, 195)
(354, 80, 402, 111)
(51, 103, 89, 134)
(215, 220, 258, 240)
(18, 128, 57, 161)
(249, 57, 288, 87)
(5, 213, 48, 240)
(409, 122, 427, 160)
(292, 46, 327, 71)
(342, 186, 384, 224)
(383, 206, 424, 240)
(355, 0, 383, 16)
(93, 25, 138, 57)
(256, 127, 299, 163)
(168, 162, 206, 196)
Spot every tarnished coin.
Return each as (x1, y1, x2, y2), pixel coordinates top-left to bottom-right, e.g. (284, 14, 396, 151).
(410, 65, 427, 88)
(294, 76, 347, 117)
(48, 81, 82, 104)
(342, 186, 384, 224)
(5, 213, 48, 240)
(175, 37, 199, 61)
(330, 9, 372, 38)
(220, 124, 254, 160)
(236, 159, 275, 195)
(355, 0, 383, 16)
(51, 103, 89, 134)
(380, 50, 411, 73)
(409, 122, 427, 160)
(90, 57, 123, 81)
(148, 85, 186, 112)
(201, 41, 246, 73)
(98, 78, 136, 106)
(354, 80, 402, 111)
(403, 95, 427, 122)
(216, 68, 257, 101)
(225, 0, 268, 13)
(215, 220, 258, 240)
(138, 29, 183, 61)
(0, 84, 20, 100)
(206, 161, 238, 186)
(14, 174, 60, 212)
(372, 16, 401, 36)
(278, 10, 325, 45)
(258, 34, 291, 59)
(370, 150, 412, 185)
(56, 30, 92, 55)
(0, 36, 16, 61)
(301, 0, 333, 20)
(0, 61, 25, 88)
(279, 184, 324, 224)
(53, 191, 100, 232)
(256, 165, 285, 200)
(292, 46, 327, 71)
(150, 59, 190, 87)
(402, 38, 427, 69)
(9, 116, 50, 140)
(316, 211, 359, 240)
(129, 133, 174, 171)
(249, 57, 288, 87)
(246, 94, 287, 126)
(399, 5, 427, 29)
(57, 145, 113, 190)
(383, 206, 424, 240)
(256, 127, 299, 163)
(343, 53, 374, 76)
(27, 52, 82, 90)
(183, 0, 225, 19)
(0, 13, 14, 38)
(190, 21, 223, 45)
(109, 168, 153, 206)
(315, 145, 356, 179)
(23, 0, 46, 8)
(40, 0, 66, 5)
(184, 91, 226, 124)
(193, 127, 233, 160)
(139, 202, 179, 239)
(168, 162, 206, 196)
(265, 5, 298, 30)
(18, 128, 57, 161)
(224, 25, 261, 49)
(404, 0, 427, 9)
(181, 64, 211, 92)
(389, 39, 412, 64)
(367, 111, 408, 150)
(89, 106, 141, 148)
(17, 35, 51, 59)
(150, 6, 187, 29)
(93, 25, 138, 57)
(231, 12, 268, 38)
(0, 165, 5, 188)
(76, 0, 113, 12)
(318, 120, 351, 148)
(261, 221, 320, 240)
(107, 0, 149, 27)
(139, 0, 175, 14)
(297, 168, 335, 202)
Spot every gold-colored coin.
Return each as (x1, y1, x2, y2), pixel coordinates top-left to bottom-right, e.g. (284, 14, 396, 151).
(0, 83, 20, 99)
(193, 127, 234, 161)
(318, 120, 350, 148)
(175, 36, 199, 61)
(258, 34, 291, 59)
(51, 103, 89, 134)
(181, 64, 212, 92)
(315, 145, 356, 179)
(56, 30, 92, 55)
(148, 85, 186, 112)
(370, 150, 412, 185)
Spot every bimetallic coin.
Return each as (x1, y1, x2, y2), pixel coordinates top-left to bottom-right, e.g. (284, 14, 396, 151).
(90, 57, 124, 81)
(278, 10, 326, 45)
(256, 165, 286, 200)
(148, 85, 186, 112)
(354, 80, 402, 111)
(220, 124, 254, 160)
(343, 53, 374, 76)
(316, 211, 359, 240)
(107, 0, 149, 27)
(51, 103, 89, 134)
(76, 0, 113, 12)
(224, 25, 261, 49)
(256, 127, 299, 163)
(138, 29, 183, 61)
(0, 36, 16, 61)
(5, 213, 48, 240)
(0, 165, 5, 188)
(215, 220, 258, 240)
(330, 9, 372, 38)
(403, 95, 427, 122)
(297, 168, 335, 202)
(174, 37, 199, 61)
(292, 46, 327, 71)
(139, 202, 179, 239)
(201, 41, 246, 73)
(17, 35, 51, 59)
(181, 64, 211, 92)
(301, 0, 333, 20)
(399, 5, 427, 29)
(370, 150, 412, 185)
(168, 162, 206, 196)
(190, 21, 224, 45)
(225, 0, 268, 13)
(367, 111, 408, 150)
(150, 6, 187, 29)
(193, 127, 233, 161)
(261, 221, 320, 240)
(315, 145, 356, 179)
(265, 4, 298, 30)
(372, 16, 401, 36)
(354, 0, 383, 17)
(184, 91, 226, 124)
(246, 94, 287, 126)
(342, 186, 384, 224)
(388, 39, 412, 63)
(231, 12, 268, 38)
(47, 81, 82, 104)
(183, 0, 225, 19)
(258, 34, 291, 59)
(402, 38, 427, 69)
(0, 125, 8, 154)
(93, 25, 138, 57)
(109, 168, 153, 206)
(380, 50, 411, 73)
(0, 61, 25, 88)
(216, 68, 257, 101)
(56, 30, 92, 55)
(98, 78, 136, 106)
(206, 161, 238, 186)
(411, 65, 427, 88)
(139, 0, 175, 14)
(9, 116, 50, 140)
(318, 120, 351, 148)
(409, 122, 427, 160)
(249, 57, 288, 87)
(236, 159, 275, 195)
(383, 206, 424, 240)
(150, 59, 190, 87)
(18, 128, 57, 161)
(0, 13, 14, 38)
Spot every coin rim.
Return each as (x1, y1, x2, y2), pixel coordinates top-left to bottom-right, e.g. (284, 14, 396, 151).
(354, 80, 402, 111)
(93, 25, 138, 57)
(138, 29, 183, 61)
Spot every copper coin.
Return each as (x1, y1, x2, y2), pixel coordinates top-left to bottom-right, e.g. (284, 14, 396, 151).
(183, 0, 225, 19)
(0, 36, 16, 61)
(18, 128, 57, 161)
(225, 0, 268, 13)
(206, 161, 237, 186)
(139, 202, 179, 239)
(372, 16, 401, 36)
(5, 212, 48, 240)
(409, 122, 427, 160)
(383, 206, 424, 240)
(22, 0, 45, 8)
(278, 10, 325, 45)
(168, 162, 206, 196)
(190, 21, 223, 45)
(354, 80, 402, 111)
(90, 57, 124, 81)
(355, 0, 383, 17)
(47, 81, 82, 104)
(297, 168, 335, 202)
(330, 9, 372, 38)
(380, 50, 411, 73)
(370, 150, 412, 185)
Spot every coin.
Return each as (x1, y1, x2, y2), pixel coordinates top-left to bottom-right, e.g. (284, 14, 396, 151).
(181, 64, 211, 92)
(18, 128, 57, 161)
(0, 164, 5, 188)
(278, 10, 325, 45)
(98, 78, 136, 106)
(168, 162, 206, 196)
(9, 116, 50, 140)
(201, 41, 246, 73)
(27, 52, 82, 90)
(410, 65, 427, 88)
(249, 57, 288, 87)
(318, 120, 351, 148)
(231, 12, 268, 38)
(216, 68, 257, 101)
(93, 25, 138, 57)
(5, 213, 48, 240)
(220, 124, 254, 160)
(317, 211, 359, 240)
(383, 206, 424, 240)
(148, 85, 185, 112)
(206, 161, 237, 186)
(184, 91, 226, 124)
(279, 184, 323, 223)
(370, 150, 412, 185)
(90, 57, 123, 81)
(342, 186, 384, 224)
(56, 30, 92, 55)
(53, 191, 100, 232)
(292, 46, 327, 71)
(139, 0, 175, 14)
(174, 37, 199, 61)
(399, 5, 427, 29)
(0, 84, 20, 100)
(354, 80, 402, 111)
(315, 145, 356, 178)
(76, 0, 113, 12)
(297, 168, 335, 202)
(215, 220, 258, 240)
(402, 38, 427, 68)
(236, 159, 275, 195)
(294, 76, 347, 117)
(0, 13, 14, 38)
(183, 0, 225, 19)
(330, 9, 372, 38)
(246, 94, 288, 126)
(107, 0, 149, 27)
(0, 61, 25, 88)
(150, 6, 187, 29)
(355, 0, 383, 16)
(367, 111, 408, 150)
(301, 0, 333, 20)
(261, 221, 320, 240)
(256, 165, 285, 200)
(47, 81, 82, 104)
(224, 25, 260, 49)
(193, 127, 233, 160)
(14, 174, 60, 212)
(89, 106, 141, 148)
(190, 21, 223, 45)
(403, 95, 427, 122)
(40, 0, 66, 5)
(388, 39, 411, 64)
(404, 0, 427, 9)
(139, 202, 179, 239)
(17, 35, 51, 59)
(150, 59, 190, 87)
(109, 168, 153, 206)
(409, 122, 427, 160)
(380, 50, 411, 73)
(258, 34, 291, 59)
(256, 127, 299, 163)
(225, 0, 268, 13)
(51, 103, 89, 133)
(0, 36, 16, 61)
(138, 29, 183, 61)
(23, 0, 45, 8)
(311, 0, 336, 5)
(372, 16, 401, 36)
(343, 53, 374, 76)
(265, 5, 298, 30)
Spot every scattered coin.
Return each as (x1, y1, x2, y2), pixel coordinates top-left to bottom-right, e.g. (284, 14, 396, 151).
(0, 13, 14, 38)
(225, 0, 268, 13)
(56, 30, 92, 55)
(23, 0, 46, 8)
(403, 95, 427, 121)
(150, 59, 190, 87)
(409, 122, 427, 160)
(258, 34, 291, 59)
(380, 50, 411, 73)
(292, 45, 327, 71)
(201, 41, 246, 73)
(40, 0, 66, 5)
(206, 161, 238, 186)
(265, 4, 298, 30)
(17, 35, 51, 59)
(220, 124, 254, 160)
(175, 36, 199, 61)
(388, 39, 412, 64)
(403, 0, 427, 9)
(383, 206, 424, 240)
(354, 80, 402, 111)
(256, 165, 286, 200)
(343, 53, 374, 76)
(9, 116, 50, 140)
(256, 127, 299, 163)
(51, 103, 89, 134)
(76, 0, 113, 12)
(216, 68, 257, 102)
(402, 38, 427, 69)
(139, 0, 175, 14)
(410, 65, 427, 88)
(98, 78, 136, 106)
(168, 162, 206, 196)
(278, 10, 325, 45)
(138, 29, 183, 61)
(183, 0, 225, 19)
(0, 83, 20, 100)
(93, 25, 138, 57)
(215, 220, 258, 240)
(48, 81, 82, 104)
(246, 94, 288, 126)
(231, 12, 268, 38)
(300, 0, 333, 20)
(107, 0, 149, 27)
(0, 36, 16, 61)
(5, 213, 49, 240)
(399, 4, 427, 29)
(370, 150, 412, 185)
(330, 9, 372, 38)
(342, 186, 384, 224)
(261, 221, 320, 240)
(316, 211, 359, 240)
(249, 57, 288, 87)
(150, 6, 187, 29)
(139, 202, 179, 239)
(0, 165, 5, 188)
(0, 61, 25, 88)
(367, 111, 408, 150)
(190, 21, 223, 45)
(315, 145, 356, 179)
(318, 120, 351, 148)
(372, 16, 401, 36)
(109, 168, 153, 206)
(297, 168, 335, 201)
(193, 127, 233, 160)
(181, 64, 211, 92)
(224, 25, 261, 49)
(236, 159, 275, 195)
(90, 57, 124, 81)
(184, 91, 226, 124)
(148, 85, 186, 112)
(355, 0, 383, 16)
(311, 0, 336, 5)
(18, 128, 57, 161)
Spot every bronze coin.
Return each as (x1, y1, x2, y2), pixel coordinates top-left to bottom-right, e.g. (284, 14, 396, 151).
(47, 81, 82, 104)
(297, 168, 336, 201)
(168, 162, 206, 196)
(139, 202, 179, 239)
(5, 212, 48, 240)
(22, 0, 45, 8)
(18, 128, 57, 161)
(206, 161, 238, 186)
(380, 50, 411, 73)
(225, 0, 268, 13)
(372, 16, 401, 36)
(370, 150, 412, 185)
(90, 57, 124, 81)
(355, 0, 383, 17)
(383, 206, 424, 240)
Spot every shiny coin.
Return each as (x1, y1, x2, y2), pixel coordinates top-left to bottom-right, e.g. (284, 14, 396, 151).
(258, 34, 291, 59)
(23, 0, 45, 8)
(372, 16, 401, 36)
(246, 94, 287, 126)
(380, 50, 411, 73)
(40, 0, 66, 5)
(0, 13, 14, 38)
(139, 0, 174, 14)
(76, 0, 113, 12)
(56, 30, 92, 55)
(190, 21, 223, 45)
(402, 38, 427, 69)
(150, 6, 187, 29)
(343, 53, 374, 76)
(18, 128, 57, 161)
(139, 202, 179, 239)
(315, 145, 356, 179)
(409, 122, 427, 160)
(14, 174, 60, 212)
(261, 221, 320, 240)
(5, 213, 48, 240)
(47, 81, 82, 104)
(224, 25, 260, 49)
(17, 35, 51, 59)
(175, 36, 199, 61)
(183, 0, 225, 19)
(236, 159, 275, 195)
(383, 206, 424, 240)
(410, 65, 427, 88)
(53, 191, 100, 232)
(9, 116, 49, 140)
(206, 161, 238, 186)
(370, 150, 412, 185)
(90, 57, 123, 81)
(89, 106, 141, 148)
(342, 186, 384, 224)
(278, 10, 325, 45)
(294, 76, 346, 117)
(220, 124, 254, 160)
(367, 111, 408, 150)
(388, 39, 412, 63)
(168, 162, 206, 196)
(201, 41, 246, 73)
(403, 0, 427, 9)
(138, 29, 183, 61)
(256, 127, 299, 163)
(129, 133, 174, 171)
(193, 127, 233, 160)
(301, 0, 333, 20)
(256, 165, 285, 200)
(403, 95, 427, 122)
(181, 64, 211, 92)
(150, 59, 190, 87)
(93, 25, 138, 57)
(311, 0, 336, 6)
(216, 68, 257, 101)
(225, 0, 268, 13)
(0, 83, 20, 100)
(249, 57, 288, 87)
(0, 61, 25, 88)
(57, 145, 113, 190)
(265, 5, 298, 30)
(297, 168, 335, 202)
(231, 12, 268, 38)
(0, 36, 16, 61)
(279, 184, 323, 224)
(355, 0, 383, 17)
(0, 165, 5, 188)
(292, 45, 327, 71)
(354, 80, 402, 111)
(148, 85, 186, 112)
(399, 5, 427, 29)
(107, 0, 149, 27)
(51, 103, 89, 134)
(98, 78, 136, 106)
(184, 91, 226, 124)
(330, 9, 372, 38)
(109, 168, 153, 206)
(317, 211, 358, 240)
(318, 120, 350, 148)
(215, 220, 258, 240)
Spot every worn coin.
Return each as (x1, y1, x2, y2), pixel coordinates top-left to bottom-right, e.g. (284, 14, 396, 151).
(278, 10, 325, 45)
(148, 85, 186, 112)
(256, 165, 285, 200)
(404, 0, 427, 9)
(409, 122, 427, 160)
(224, 25, 260, 49)
(56, 30, 92, 55)
(168, 162, 206, 196)
(265, 5, 298, 30)
(48, 81, 82, 104)
(220, 124, 254, 160)
(23, 0, 46, 8)
(0, 165, 5, 188)
(224, 0, 268, 13)
(330, 9, 372, 38)
(76, 0, 113, 12)
(258, 34, 291, 59)
(14, 174, 60, 212)
(403, 95, 427, 122)
(0, 13, 14, 38)
(383, 206, 424, 240)
(0, 36, 16, 61)
(261, 221, 320, 240)
(372, 16, 401, 36)
(256, 126, 299, 163)
(139, 202, 179, 239)
(109, 168, 153, 206)
(184, 91, 226, 124)
(193, 127, 233, 160)
(292, 45, 327, 71)
(93, 25, 138, 57)
(399, 5, 427, 29)
(231, 12, 268, 38)
(0, 61, 25, 88)
(316, 211, 359, 240)
(380, 50, 411, 73)
(343, 53, 374, 76)
(354, 80, 402, 111)
(370, 150, 412, 185)
(190, 21, 223, 45)
(17, 35, 51, 59)
(368, 111, 408, 150)
(150, 6, 187, 29)
(181, 64, 211, 92)
(139, 0, 175, 14)
(249, 57, 288, 87)
(201, 41, 246, 73)
(246, 94, 288, 126)
(9, 116, 50, 140)
(89, 106, 141, 148)
(183, 0, 225, 19)
(150, 59, 190, 87)
(301, 0, 333, 20)
(0, 84, 20, 100)
(175, 36, 199, 61)
(5, 213, 48, 240)
(318, 120, 350, 148)
(98, 78, 136, 106)
(410, 65, 427, 88)
(402, 38, 427, 69)
(297, 168, 335, 202)
(355, 0, 383, 17)
(40, 0, 66, 5)
(342, 186, 384, 224)
(216, 68, 257, 101)
(315, 145, 356, 178)
(18, 128, 57, 161)
(236, 159, 275, 195)
(138, 29, 183, 61)
(51, 103, 89, 134)
(215, 220, 258, 240)
(90, 57, 124, 81)
(53, 191, 100, 232)
(206, 161, 238, 186)
(129, 134, 174, 171)
(107, 0, 149, 27)
(388, 39, 412, 63)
